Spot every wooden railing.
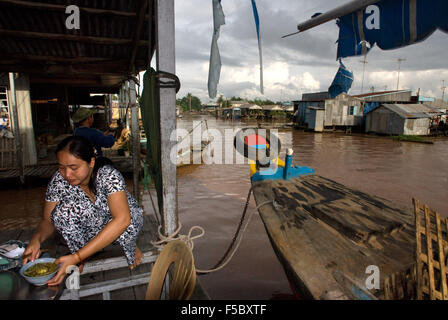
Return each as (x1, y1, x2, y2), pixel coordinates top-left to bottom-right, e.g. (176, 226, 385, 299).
(0, 134, 25, 171)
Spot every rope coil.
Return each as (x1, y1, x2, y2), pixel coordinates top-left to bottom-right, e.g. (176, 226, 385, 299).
(151, 223, 205, 251)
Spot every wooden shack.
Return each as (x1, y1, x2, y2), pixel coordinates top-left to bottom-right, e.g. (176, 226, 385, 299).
(365, 104, 442, 136)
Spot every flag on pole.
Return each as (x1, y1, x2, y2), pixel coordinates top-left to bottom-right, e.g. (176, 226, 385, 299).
(208, 0, 226, 99)
(251, 0, 264, 95)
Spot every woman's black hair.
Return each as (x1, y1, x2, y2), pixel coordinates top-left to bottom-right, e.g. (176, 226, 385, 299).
(56, 135, 114, 194)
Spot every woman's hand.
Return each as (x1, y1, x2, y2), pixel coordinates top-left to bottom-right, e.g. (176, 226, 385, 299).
(22, 240, 41, 265)
(46, 254, 80, 287)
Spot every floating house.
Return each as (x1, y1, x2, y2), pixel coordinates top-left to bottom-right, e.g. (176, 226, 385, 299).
(238, 103, 262, 117)
(297, 93, 363, 132)
(294, 90, 416, 132)
(365, 104, 443, 135)
(323, 93, 363, 129)
(261, 104, 284, 118)
(293, 92, 328, 125)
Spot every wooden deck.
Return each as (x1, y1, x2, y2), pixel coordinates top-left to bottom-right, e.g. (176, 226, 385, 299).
(252, 174, 416, 300)
(1, 212, 209, 300)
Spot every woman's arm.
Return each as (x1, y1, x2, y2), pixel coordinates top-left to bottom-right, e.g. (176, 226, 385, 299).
(47, 191, 131, 286)
(22, 201, 57, 265)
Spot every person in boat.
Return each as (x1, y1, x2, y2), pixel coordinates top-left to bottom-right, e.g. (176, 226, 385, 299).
(22, 135, 144, 286)
(72, 107, 115, 156)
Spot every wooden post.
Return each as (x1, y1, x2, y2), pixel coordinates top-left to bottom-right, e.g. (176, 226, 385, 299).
(156, 0, 178, 236)
(8, 72, 24, 183)
(129, 78, 140, 201)
(125, 81, 130, 131)
(14, 74, 37, 166)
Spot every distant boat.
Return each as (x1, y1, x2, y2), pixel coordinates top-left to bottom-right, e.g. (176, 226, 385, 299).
(141, 119, 211, 167)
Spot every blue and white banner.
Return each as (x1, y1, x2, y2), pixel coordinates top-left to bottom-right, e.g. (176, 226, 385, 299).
(336, 0, 448, 59)
(328, 60, 354, 98)
(251, 0, 264, 94)
(208, 0, 226, 99)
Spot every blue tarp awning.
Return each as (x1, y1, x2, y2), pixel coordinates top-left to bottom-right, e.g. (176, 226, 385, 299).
(328, 60, 354, 98)
(336, 0, 448, 59)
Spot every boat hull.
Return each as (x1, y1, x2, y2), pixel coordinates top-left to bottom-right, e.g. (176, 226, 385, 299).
(252, 174, 415, 300)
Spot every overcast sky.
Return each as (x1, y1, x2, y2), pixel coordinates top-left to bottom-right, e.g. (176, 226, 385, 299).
(170, 0, 448, 103)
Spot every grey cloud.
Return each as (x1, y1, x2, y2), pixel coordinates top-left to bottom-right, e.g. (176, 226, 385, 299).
(174, 0, 448, 100)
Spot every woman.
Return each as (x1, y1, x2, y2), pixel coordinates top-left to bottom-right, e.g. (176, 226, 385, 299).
(23, 136, 144, 286)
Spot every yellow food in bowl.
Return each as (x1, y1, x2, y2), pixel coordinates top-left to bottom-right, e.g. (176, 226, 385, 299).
(24, 262, 58, 277)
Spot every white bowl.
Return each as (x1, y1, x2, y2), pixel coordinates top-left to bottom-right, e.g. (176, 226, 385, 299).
(19, 258, 59, 286)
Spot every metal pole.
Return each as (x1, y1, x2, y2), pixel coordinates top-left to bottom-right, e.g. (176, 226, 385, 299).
(8, 72, 24, 183)
(156, 0, 178, 236)
(396, 58, 406, 91)
(129, 79, 140, 201)
(296, 0, 381, 33)
(441, 80, 446, 102)
(360, 56, 368, 94)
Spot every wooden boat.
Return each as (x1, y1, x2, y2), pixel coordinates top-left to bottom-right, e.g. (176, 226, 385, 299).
(238, 128, 415, 300)
(252, 174, 415, 300)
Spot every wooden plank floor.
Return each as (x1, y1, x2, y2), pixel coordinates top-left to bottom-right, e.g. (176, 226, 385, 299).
(1, 211, 209, 300)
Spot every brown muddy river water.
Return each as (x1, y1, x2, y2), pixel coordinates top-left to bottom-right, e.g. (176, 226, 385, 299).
(1, 114, 447, 299)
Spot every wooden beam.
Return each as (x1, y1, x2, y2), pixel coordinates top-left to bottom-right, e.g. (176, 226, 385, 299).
(0, 61, 131, 76)
(129, 0, 149, 73)
(29, 77, 108, 87)
(0, 53, 123, 64)
(8, 72, 24, 183)
(129, 79, 141, 201)
(0, 0, 151, 19)
(0, 29, 149, 46)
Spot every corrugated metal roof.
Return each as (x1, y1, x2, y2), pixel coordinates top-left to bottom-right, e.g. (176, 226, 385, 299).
(379, 104, 442, 118)
(353, 90, 411, 98)
(261, 105, 283, 111)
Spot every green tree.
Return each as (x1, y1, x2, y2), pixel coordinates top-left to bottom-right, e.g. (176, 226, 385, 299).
(248, 98, 275, 105)
(217, 95, 226, 108)
(178, 93, 201, 112)
(216, 95, 232, 108)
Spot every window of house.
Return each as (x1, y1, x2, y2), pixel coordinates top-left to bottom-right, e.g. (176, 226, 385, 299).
(348, 105, 357, 116)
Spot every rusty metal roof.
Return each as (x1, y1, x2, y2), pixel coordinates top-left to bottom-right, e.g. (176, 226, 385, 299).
(0, 0, 155, 91)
